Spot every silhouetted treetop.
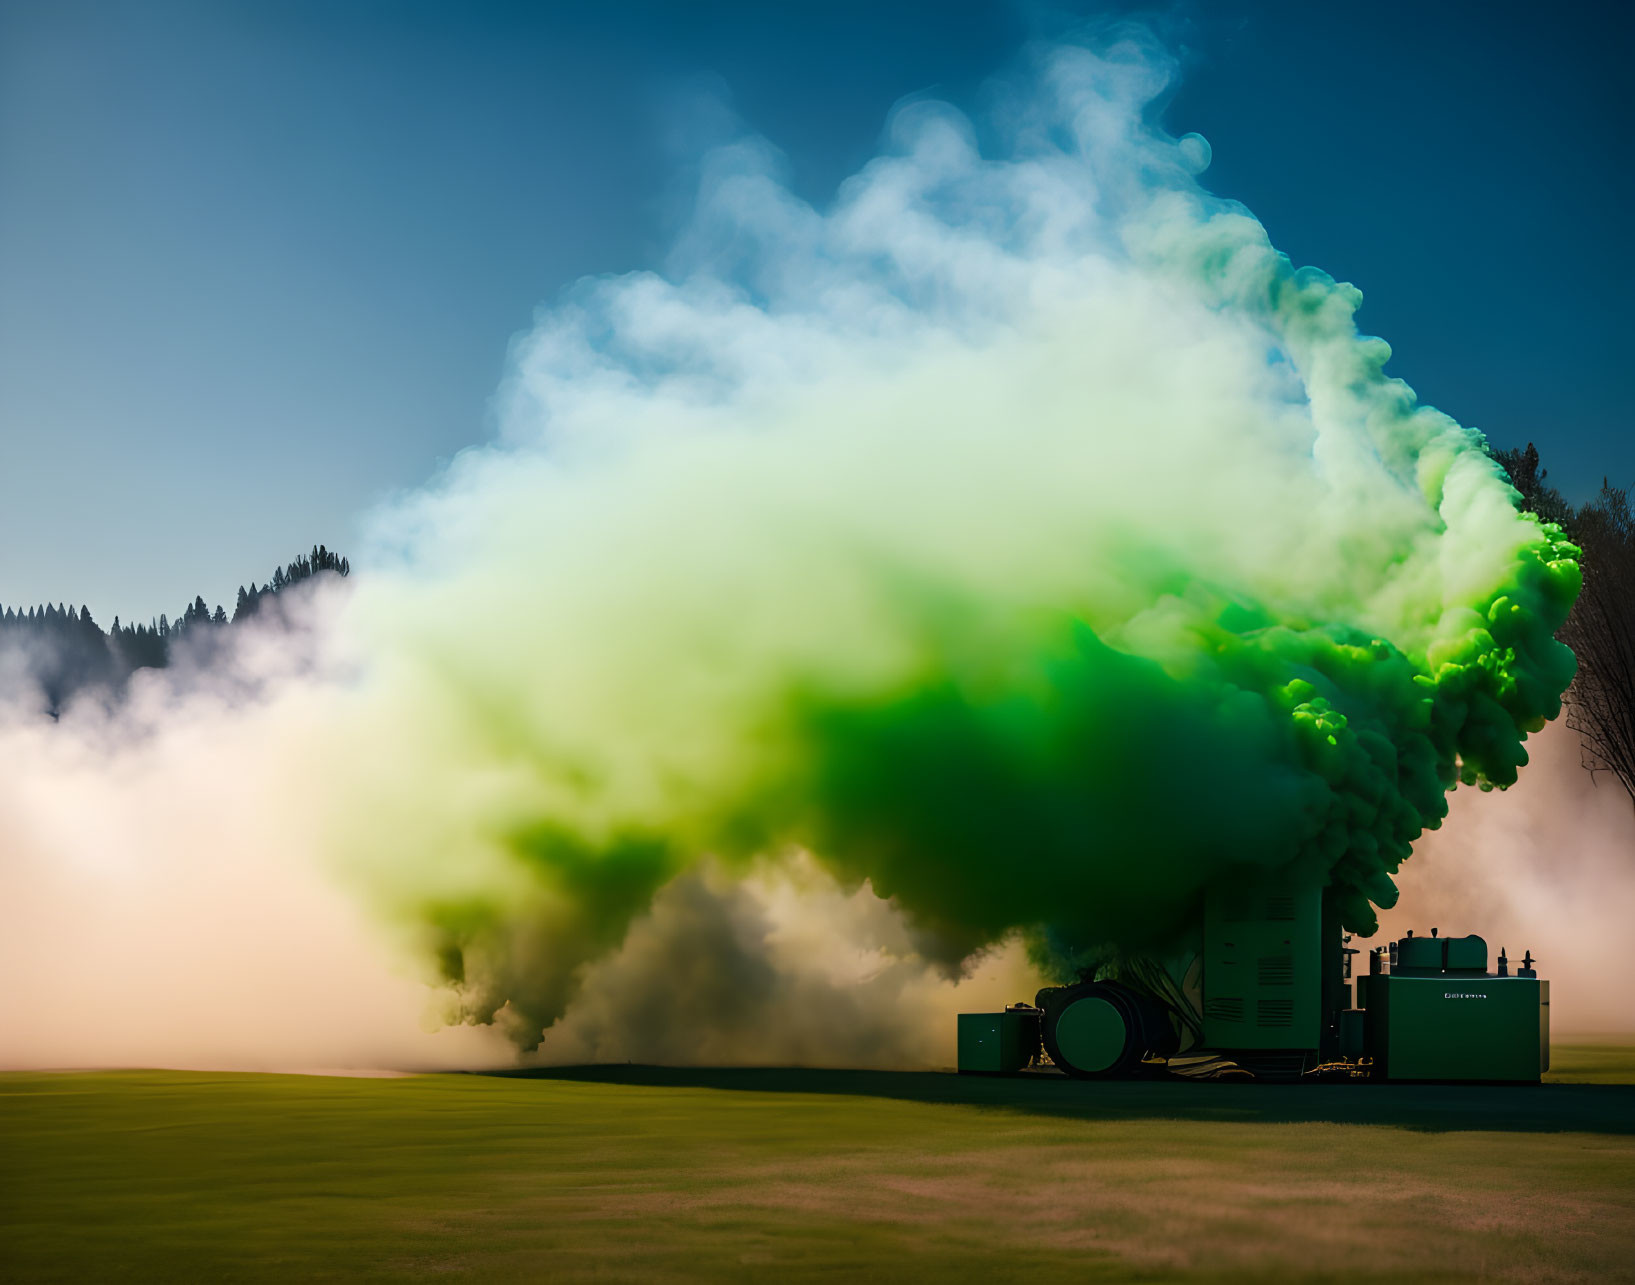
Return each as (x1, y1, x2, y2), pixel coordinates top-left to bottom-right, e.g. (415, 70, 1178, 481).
(0, 544, 351, 718)
(1495, 443, 1634, 809)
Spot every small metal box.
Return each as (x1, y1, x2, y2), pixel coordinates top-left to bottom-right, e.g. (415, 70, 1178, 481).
(957, 1008, 1040, 1074)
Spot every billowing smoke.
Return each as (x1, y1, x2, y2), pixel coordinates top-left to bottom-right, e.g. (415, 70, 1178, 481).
(1381, 720, 1635, 1035)
(319, 35, 1575, 1051)
(538, 855, 1042, 1067)
(0, 33, 1590, 1068)
(0, 585, 503, 1072)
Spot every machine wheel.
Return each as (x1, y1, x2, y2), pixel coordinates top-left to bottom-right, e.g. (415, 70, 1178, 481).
(1038, 981, 1171, 1079)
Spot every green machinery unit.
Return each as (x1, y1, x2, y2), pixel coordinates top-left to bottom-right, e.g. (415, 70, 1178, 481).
(958, 877, 1549, 1083)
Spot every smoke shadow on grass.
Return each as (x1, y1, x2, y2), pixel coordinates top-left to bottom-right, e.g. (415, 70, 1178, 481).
(478, 1064, 1635, 1136)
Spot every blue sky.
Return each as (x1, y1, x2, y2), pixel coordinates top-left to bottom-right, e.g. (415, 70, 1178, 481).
(2, 0, 1629, 624)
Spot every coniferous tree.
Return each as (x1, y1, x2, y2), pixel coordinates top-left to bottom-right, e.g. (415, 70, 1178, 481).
(2, 543, 352, 715)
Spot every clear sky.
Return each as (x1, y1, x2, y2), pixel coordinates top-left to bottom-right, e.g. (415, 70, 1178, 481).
(2, 0, 1629, 625)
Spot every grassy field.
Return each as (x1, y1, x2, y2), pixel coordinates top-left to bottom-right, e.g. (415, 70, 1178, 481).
(3, 1044, 1633, 1283)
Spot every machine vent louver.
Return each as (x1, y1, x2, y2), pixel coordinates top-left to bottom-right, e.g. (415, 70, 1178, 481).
(1257, 998, 1294, 1027)
(1204, 997, 1245, 1022)
(1264, 897, 1296, 921)
(1257, 956, 1294, 986)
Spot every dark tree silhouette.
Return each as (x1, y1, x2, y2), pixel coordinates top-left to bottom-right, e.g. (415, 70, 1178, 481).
(0, 544, 351, 718)
(1496, 443, 1635, 809)
(1560, 482, 1635, 806)
(1492, 444, 1573, 528)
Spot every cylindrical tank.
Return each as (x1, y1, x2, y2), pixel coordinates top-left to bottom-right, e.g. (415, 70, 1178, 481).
(1035, 980, 1178, 1078)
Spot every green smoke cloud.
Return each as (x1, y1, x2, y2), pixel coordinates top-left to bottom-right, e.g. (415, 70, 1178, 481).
(326, 38, 1578, 1050)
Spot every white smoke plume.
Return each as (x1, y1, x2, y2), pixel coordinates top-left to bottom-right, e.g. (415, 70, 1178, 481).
(1381, 721, 1635, 1035)
(0, 31, 1620, 1071)
(0, 657, 1041, 1070)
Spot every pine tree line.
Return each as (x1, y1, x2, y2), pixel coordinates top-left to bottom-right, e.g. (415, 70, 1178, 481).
(0, 545, 349, 715)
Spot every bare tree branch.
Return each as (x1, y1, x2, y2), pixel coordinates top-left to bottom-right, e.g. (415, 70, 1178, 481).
(1495, 445, 1635, 811)
(1561, 480, 1635, 809)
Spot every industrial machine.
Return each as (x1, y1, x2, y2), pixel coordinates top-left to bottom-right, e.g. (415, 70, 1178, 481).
(958, 877, 1549, 1082)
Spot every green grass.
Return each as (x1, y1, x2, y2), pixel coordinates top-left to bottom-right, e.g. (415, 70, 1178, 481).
(1547, 1039, 1635, 1085)
(4, 1044, 1633, 1283)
